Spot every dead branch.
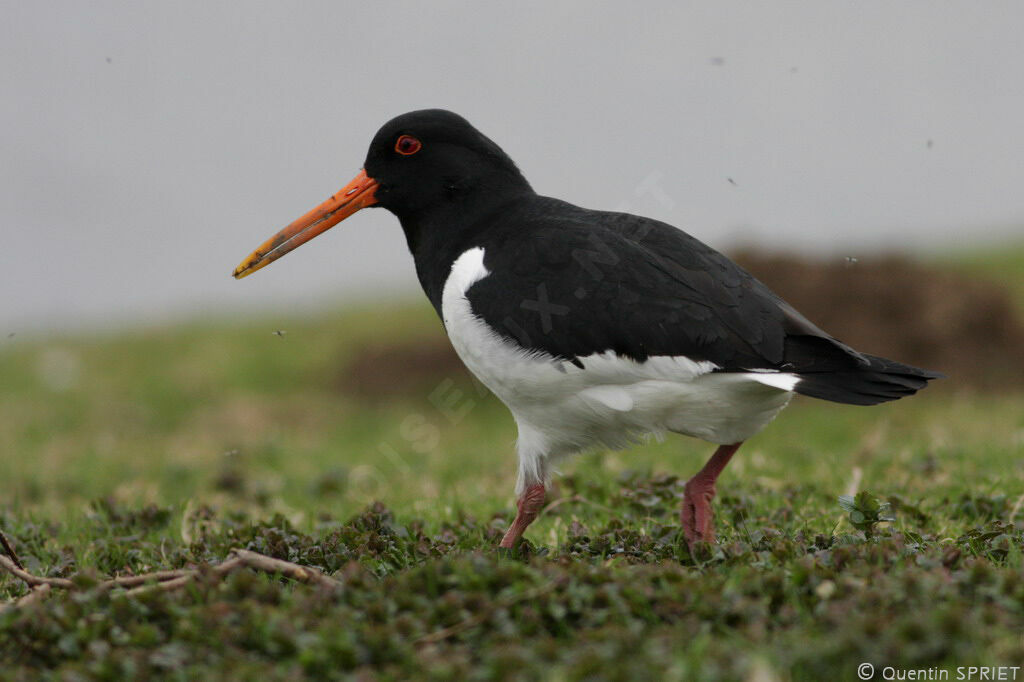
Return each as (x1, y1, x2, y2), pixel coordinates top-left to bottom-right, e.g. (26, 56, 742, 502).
(0, 554, 73, 589)
(0, 528, 24, 571)
(122, 571, 211, 597)
(230, 548, 340, 588)
(0, 546, 341, 608)
(102, 569, 192, 588)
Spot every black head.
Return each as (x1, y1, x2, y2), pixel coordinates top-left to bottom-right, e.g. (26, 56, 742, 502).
(363, 109, 532, 221)
(232, 109, 531, 280)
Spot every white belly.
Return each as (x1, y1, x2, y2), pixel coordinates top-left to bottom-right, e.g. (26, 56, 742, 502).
(440, 247, 794, 487)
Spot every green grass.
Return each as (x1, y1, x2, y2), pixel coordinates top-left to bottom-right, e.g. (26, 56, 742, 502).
(936, 240, 1024, 310)
(2, 245, 1024, 680)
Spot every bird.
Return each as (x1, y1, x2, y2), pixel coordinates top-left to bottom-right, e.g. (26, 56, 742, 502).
(232, 109, 942, 552)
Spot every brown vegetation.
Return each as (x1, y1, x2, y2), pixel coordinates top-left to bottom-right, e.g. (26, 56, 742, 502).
(734, 252, 1024, 389)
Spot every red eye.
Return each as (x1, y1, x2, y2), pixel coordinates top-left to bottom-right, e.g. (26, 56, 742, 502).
(395, 135, 422, 155)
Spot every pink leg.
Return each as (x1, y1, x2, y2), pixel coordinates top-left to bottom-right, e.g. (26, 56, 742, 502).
(681, 442, 743, 550)
(499, 484, 546, 549)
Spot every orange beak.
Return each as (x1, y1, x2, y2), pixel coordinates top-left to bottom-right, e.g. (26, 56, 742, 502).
(232, 169, 379, 279)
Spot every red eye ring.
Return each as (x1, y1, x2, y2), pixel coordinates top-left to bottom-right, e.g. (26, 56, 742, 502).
(395, 135, 422, 156)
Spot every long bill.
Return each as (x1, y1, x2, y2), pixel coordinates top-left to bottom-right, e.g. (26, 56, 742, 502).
(232, 169, 379, 279)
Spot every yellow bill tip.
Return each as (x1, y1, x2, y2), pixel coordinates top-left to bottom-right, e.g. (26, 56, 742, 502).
(232, 255, 264, 279)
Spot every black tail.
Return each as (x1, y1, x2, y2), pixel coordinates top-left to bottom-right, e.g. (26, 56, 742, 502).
(785, 335, 944, 406)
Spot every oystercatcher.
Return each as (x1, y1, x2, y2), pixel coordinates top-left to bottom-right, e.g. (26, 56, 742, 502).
(233, 109, 942, 551)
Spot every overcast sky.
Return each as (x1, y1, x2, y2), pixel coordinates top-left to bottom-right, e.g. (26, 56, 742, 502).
(3, 2, 1023, 332)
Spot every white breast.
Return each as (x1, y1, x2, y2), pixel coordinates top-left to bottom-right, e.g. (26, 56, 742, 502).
(440, 247, 795, 491)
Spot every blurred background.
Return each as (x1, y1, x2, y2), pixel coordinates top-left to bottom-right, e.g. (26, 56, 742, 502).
(1, 2, 1022, 519)
(3, 1, 1024, 332)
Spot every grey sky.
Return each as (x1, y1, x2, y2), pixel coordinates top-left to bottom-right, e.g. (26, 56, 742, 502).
(3, 2, 1023, 332)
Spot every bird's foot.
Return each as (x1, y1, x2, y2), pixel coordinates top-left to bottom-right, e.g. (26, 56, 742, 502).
(499, 484, 546, 550)
(679, 442, 742, 555)
(681, 477, 717, 552)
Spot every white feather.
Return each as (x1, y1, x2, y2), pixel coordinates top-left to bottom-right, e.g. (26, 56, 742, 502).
(744, 370, 801, 392)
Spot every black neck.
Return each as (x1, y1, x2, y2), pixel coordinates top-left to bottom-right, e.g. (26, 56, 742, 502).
(399, 182, 534, 316)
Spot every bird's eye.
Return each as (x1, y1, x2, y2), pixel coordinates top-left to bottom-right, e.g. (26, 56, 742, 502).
(395, 135, 422, 156)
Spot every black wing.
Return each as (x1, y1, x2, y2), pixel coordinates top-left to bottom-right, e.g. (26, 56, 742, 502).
(465, 196, 942, 404)
(467, 196, 800, 369)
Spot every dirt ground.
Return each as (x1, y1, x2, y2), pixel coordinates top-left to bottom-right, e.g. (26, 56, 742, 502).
(339, 254, 1024, 399)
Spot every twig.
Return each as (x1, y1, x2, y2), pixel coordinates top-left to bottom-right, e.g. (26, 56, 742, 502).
(0, 528, 25, 571)
(0, 547, 341, 606)
(122, 575, 193, 597)
(120, 566, 229, 598)
(101, 569, 192, 588)
(230, 549, 340, 588)
(0, 554, 73, 589)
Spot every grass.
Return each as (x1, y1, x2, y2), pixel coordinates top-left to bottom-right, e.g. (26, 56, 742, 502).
(2, 244, 1023, 680)
(938, 240, 1024, 310)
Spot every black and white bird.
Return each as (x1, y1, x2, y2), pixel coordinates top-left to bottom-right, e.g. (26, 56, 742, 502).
(233, 110, 942, 551)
